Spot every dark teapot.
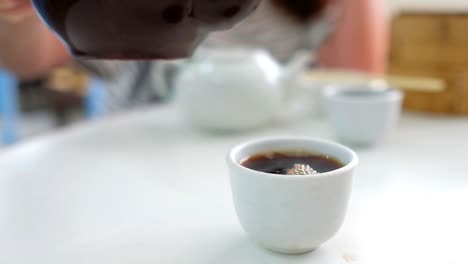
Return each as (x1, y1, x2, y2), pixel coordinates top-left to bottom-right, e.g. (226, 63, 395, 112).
(32, 0, 260, 59)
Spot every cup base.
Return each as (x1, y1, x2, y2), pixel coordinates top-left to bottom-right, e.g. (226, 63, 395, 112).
(259, 243, 318, 255)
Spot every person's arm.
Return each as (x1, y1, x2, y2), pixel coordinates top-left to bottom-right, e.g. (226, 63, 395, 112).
(0, 1, 71, 80)
(318, 0, 389, 74)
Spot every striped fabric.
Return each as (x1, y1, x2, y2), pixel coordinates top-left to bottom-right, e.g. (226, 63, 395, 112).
(205, 1, 339, 63)
(77, 59, 174, 112)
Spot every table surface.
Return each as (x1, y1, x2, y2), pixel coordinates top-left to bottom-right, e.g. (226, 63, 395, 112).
(1, 104, 467, 264)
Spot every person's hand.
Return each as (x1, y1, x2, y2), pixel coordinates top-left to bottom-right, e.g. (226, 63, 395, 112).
(0, 0, 34, 23)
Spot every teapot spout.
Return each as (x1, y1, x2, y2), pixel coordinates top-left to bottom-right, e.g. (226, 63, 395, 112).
(282, 50, 313, 85)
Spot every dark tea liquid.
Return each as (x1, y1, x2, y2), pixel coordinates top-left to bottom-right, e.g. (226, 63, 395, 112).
(241, 151, 344, 175)
(32, 0, 260, 59)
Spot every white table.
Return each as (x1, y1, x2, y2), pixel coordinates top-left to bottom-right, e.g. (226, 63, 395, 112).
(1, 104, 467, 264)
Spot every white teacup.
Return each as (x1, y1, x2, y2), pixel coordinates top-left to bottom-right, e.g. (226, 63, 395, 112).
(227, 137, 358, 254)
(323, 86, 404, 146)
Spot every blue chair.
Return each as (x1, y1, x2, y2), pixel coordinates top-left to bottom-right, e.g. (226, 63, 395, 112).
(85, 78, 106, 120)
(0, 70, 19, 145)
(0, 68, 106, 145)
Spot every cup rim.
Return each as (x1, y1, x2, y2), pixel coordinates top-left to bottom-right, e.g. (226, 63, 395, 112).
(323, 85, 404, 104)
(227, 137, 359, 179)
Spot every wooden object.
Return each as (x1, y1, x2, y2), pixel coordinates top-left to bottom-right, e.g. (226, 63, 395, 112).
(46, 66, 91, 126)
(389, 13, 468, 115)
(47, 67, 89, 96)
(304, 70, 446, 93)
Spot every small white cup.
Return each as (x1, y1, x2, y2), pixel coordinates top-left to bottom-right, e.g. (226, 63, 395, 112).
(323, 86, 404, 146)
(227, 137, 358, 254)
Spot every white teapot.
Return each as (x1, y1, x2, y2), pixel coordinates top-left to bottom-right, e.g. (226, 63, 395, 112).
(174, 48, 310, 131)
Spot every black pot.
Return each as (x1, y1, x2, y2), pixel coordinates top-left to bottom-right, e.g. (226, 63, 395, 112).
(32, 0, 260, 59)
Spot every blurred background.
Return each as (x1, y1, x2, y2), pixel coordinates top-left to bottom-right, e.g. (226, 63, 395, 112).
(1, 0, 468, 147)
